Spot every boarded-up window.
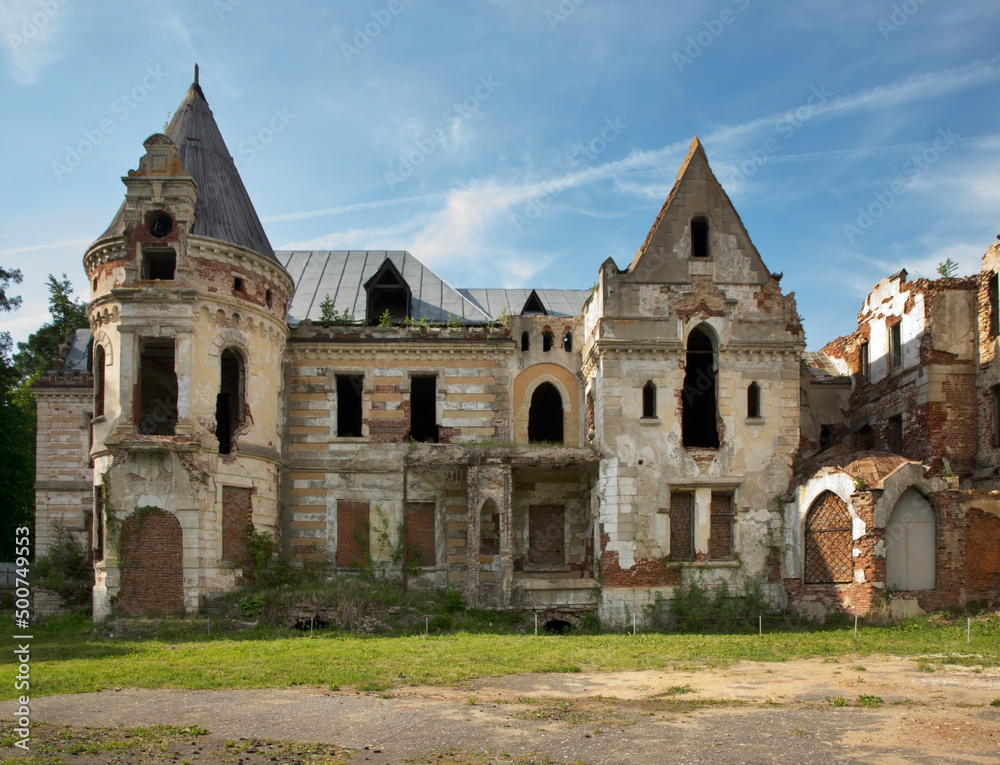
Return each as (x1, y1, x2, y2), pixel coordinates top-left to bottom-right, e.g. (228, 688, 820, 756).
(221, 486, 252, 566)
(336, 500, 369, 568)
(669, 491, 694, 561)
(888, 414, 903, 454)
(528, 505, 564, 566)
(709, 491, 734, 560)
(885, 488, 935, 591)
(805, 491, 852, 584)
(405, 502, 436, 567)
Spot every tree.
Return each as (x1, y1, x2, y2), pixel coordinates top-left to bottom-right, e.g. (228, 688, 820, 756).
(936, 258, 959, 279)
(12, 274, 89, 381)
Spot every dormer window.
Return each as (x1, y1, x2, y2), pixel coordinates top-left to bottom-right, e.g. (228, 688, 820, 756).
(364, 259, 411, 325)
(691, 216, 709, 258)
(521, 290, 547, 315)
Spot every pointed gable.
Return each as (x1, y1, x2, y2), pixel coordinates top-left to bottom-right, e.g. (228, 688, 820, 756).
(521, 289, 547, 315)
(626, 137, 774, 286)
(364, 257, 412, 324)
(96, 79, 276, 261)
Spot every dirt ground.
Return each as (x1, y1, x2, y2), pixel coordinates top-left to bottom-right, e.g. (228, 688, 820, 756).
(3, 656, 999, 764)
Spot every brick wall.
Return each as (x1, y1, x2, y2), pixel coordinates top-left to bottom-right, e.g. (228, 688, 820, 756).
(966, 507, 1000, 600)
(119, 508, 183, 615)
(405, 502, 436, 567)
(336, 500, 369, 568)
(221, 486, 252, 566)
(669, 492, 693, 561)
(709, 491, 734, 560)
(528, 505, 564, 566)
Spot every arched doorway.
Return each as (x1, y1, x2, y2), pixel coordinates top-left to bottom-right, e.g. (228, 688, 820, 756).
(119, 508, 184, 615)
(682, 325, 719, 448)
(528, 382, 564, 444)
(804, 491, 852, 583)
(216, 347, 245, 454)
(885, 487, 935, 591)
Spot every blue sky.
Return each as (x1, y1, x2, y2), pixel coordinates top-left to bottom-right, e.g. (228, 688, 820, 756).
(1, 0, 998, 351)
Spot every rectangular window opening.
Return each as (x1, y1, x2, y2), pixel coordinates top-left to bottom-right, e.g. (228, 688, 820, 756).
(336, 374, 364, 438)
(860, 341, 870, 382)
(889, 322, 902, 370)
(143, 249, 176, 281)
(669, 491, 694, 561)
(138, 338, 178, 435)
(888, 414, 904, 454)
(410, 375, 438, 443)
(990, 272, 999, 338)
(820, 424, 835, 450)
(709, 491, 735, 560)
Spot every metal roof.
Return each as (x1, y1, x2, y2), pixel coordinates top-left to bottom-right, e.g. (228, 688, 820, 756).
(803, 351, 850, 384)
(278, 251, 494, 326)
(97, 83, 277, 261)
(63, 329, 93, 372)
(457, 289, 592, 319)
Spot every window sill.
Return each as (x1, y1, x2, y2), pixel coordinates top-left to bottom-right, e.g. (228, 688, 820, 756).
(91, 415, 107, 425)
(744, 417, 765, 425)
(639, 417, 660, 425)
(665, 559, 739, 568)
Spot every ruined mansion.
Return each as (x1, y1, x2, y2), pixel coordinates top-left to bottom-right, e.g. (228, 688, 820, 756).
(33, 79, 1000, 623)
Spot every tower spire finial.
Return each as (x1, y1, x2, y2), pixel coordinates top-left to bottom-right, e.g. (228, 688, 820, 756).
(194, 63, 199, 86)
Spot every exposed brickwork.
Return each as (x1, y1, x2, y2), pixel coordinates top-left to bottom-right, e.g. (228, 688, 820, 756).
(966, 507, 1000, 600)
(669, 492, 694, 561)
(336, 500, 369, 568)
(804, 491, 852, 584)
(709, 491, 734, 560)
(221, 486, 252, 566)
(119, 509, 183, 616)
(528, 505, 564, 566)
(405, 502, 436, 567)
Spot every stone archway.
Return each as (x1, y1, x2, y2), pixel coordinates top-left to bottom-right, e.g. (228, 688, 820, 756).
(885, 487, 935, 591)
(119, 508, 184, 615)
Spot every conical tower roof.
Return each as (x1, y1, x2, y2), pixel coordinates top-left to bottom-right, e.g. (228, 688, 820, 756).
(96, 76, 276, 261)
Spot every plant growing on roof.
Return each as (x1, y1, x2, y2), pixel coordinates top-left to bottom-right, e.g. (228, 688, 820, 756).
(318, 294, 354, 327)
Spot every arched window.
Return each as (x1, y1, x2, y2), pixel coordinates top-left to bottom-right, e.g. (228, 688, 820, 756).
(804, 491, 852, 583)
(562, 332, 573, 352)
(528, 382, 563, 444)
(542, 331, 554, 352)
(216, 348, 245, 454)
(93, 343, 105, 417)
(642, 381, 656, 419)
(521, 331, 530, 352)
(747, 382, 761, 419)
(682, 325, 719, 448)
(691, 216, 709, 258)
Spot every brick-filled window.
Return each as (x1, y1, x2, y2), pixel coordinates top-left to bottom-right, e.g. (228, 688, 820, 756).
(528, 505, 565, 566)
(709, 491, 735, 560)
(860, 341, 870, 382)
(888, 414, 903, 454)
(889, 321, 902, 370)
(804, 491, 852, 584)
(336, 500, 369, 568)
(669, 491, 694, 561)
(221, 486, 252, 566)
(336, 375, 363, 437)
(405, 502, 436, 567)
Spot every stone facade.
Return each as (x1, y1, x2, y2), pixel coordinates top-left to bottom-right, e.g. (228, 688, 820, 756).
(33, 79, 1000, 623)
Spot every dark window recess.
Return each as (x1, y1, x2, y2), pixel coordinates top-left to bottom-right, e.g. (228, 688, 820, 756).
(364, 259, 411, 324)
(215, 348, 244, 454)
(521, 290, 547, 315)
(691, 217, 709, 258)
(542, 332, 554, 352)
(143, 249, 176, 280)
(410, 376, 438, 443)
(888, 414, 903, 454)
(991, 272, 1000, 338)
(860, 341, 870, 382)
(820, 424, 835, 449)
(562, 332, 573, 352)
(93, 344, 105, 416)
(855, 424, 874, 450)
(265, 289, 273, 309)
(528, 382, 563, 444)
(528, 505, 564, 566)
(336, 375, 364, 438)
(521, 331, 530, 352)
(709, 491, 735, 560)
(480, 500, 500, 556)
(138, 338, 178, 435)
(92, 276, 98, 292)
(233, 276, 244, 293)
(747, 382, 761, 418)
(993, 386, 1000, 447)
(642, 381, 656, 418)
(889, 321, 902, 369)
(669, 491, 694, 561)
(405, 502, 436, 567)
(148, 212, 173, 238)
(682, 325, 719, 449)
(93, 485, 104, 558)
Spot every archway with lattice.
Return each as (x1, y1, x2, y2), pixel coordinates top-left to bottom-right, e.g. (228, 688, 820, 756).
(804, 491, 853, 583)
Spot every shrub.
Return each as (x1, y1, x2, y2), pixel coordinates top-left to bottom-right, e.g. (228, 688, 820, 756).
(32, 524, 92, 606)
(646, 571, 772, 633)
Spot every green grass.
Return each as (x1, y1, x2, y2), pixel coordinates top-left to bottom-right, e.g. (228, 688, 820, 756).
(1, 612, 997, 700)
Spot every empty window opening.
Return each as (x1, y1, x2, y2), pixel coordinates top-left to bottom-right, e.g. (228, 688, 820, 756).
(137, 338, 177, 435)
(542, 331, 554, 352)
(993, 386, 1000, 447)
(521, 290, 547, 315)
(990, 272, 1000, 338)
(265, 289, 273, 309)
(889, 321, 902, 370)
(682, 325, 719, 449)
(521, 331, 530, 352)
(365, 259, 411, 325)
(405, 502, 436, 567)
(855, 424, 874, 450)
(820, 424, 835, 450)
(92, 276, 98, 292)
(528, 504, 564, 566)
(804, 491, 852, 583)
(860, 341, 870, 382)
(336, 374, 363, 438)
(669, 491, 694, 561)
(479, 499, 500, 556)
(410, 375, 438, 443)
(709, 491, 735, 560)
(528, 382, 564, 444)
(888, 414, 903, 454)
(562, 331, 573, 352)
(93, 344, 105, 417)
(143, 249, 176, 280)
(641, 381, 656, 418)
(215, 348, 245, 454)
(691, 217, 709, 258)
(233, 276, 244, 293)
(747, 382, 761, 419)
(148, 211, 173, 238)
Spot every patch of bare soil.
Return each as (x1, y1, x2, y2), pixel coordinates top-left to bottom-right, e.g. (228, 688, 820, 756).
(3, 657, 999, 764)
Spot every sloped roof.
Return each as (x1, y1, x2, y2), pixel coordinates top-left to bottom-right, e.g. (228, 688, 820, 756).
(278, 251, 493, 325)
(804, 351, 850, 384)
(800, 450, 922, 490)
(63, 329, 93, 373)
(457, 289, 591, 319)
(97, 82, 276, 261)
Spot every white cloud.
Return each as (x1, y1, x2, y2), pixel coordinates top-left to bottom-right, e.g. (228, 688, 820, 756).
(0, 0, 71, 85)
